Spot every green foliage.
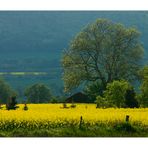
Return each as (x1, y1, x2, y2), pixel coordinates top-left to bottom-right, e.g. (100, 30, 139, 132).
(84, 81, 105, 102)
(114, 122, 136, 132)
(0, 78, 17, 104)
(103, 80, 130, 108)
(138, 65, 148, 107)
(56, 96, 67, 103)
(125, 89, 139, 108)
(24, 83, 52, 103)
(50, 97, 58, 103)
(62, 18, 144, 92)
(138, 65, 148, 79)
(95, 96, 113, 108)
(103, 80, 138, 108)
(141, 78, 148, 97)
(0, 122, 147, 137)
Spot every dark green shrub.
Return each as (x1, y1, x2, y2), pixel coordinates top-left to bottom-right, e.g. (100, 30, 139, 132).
(50, 97, 58, 103)
(95, 96, 113, 108)
(125, 89, 139, 108)
(84, 81, 105, 102)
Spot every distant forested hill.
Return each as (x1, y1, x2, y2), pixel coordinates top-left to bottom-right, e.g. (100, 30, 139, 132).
(0, 11, 148, 97)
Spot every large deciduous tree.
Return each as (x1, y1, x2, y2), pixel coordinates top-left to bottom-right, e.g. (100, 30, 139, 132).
(62, 19, 144, 92)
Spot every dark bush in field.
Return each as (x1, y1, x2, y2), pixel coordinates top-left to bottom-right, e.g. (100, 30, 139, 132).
(50, 97, 58, 103)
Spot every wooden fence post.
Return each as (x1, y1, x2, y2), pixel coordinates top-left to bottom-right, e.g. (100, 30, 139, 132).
(125, 115, 129, 122)
(79, 116, 83, 129)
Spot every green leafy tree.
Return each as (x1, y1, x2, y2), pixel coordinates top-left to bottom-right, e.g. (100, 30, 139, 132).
(24, 83, 52, 103)
(62, 19, 144, 92)
(95, 96, 113, 108)
(138, 65, 148, 80)
(103, 80, 137, 108)
(138, 65, 148, 107)
(0, 78, 17, 104)
(50, 96, 58, 103)
(84, 81, 104, 102)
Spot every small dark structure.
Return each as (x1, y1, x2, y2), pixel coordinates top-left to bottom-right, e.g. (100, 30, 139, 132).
(70, 103, 76, 108)
(65, 92, 90, 103)
(79, 116, 83, 129)
(23, 103, 28, 111)
(6, 96, 18, 110)
(63, 103, 69, 108)
(126, 115, 130, 122)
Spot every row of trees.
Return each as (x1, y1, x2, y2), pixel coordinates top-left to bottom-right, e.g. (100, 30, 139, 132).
(0, 71, 147, 107)
(62, 18, 148, 107)
(0, 79, 54, 104)
(84, 65, 148, 108)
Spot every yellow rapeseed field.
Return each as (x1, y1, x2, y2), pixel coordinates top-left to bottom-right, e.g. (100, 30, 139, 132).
(0, 104, 148, 130)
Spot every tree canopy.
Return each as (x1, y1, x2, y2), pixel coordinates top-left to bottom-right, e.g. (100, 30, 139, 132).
(84, 81, 104, 102)
(24, 83, 52, 103)
(138, 65, 148, 106)
(62, 19, 144, 92)
(0, 78, 17, 104)
(103, 80, 138, 108)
